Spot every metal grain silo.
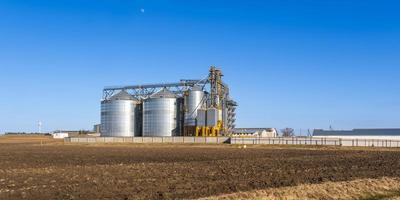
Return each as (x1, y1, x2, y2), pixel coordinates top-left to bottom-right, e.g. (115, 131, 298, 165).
(142, 88, 178, 137)
(100, 90, 139, 137)
(184, 85, 204, 126)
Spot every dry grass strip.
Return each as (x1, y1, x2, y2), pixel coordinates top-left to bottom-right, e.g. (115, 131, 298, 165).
(200, 177, 400, 200)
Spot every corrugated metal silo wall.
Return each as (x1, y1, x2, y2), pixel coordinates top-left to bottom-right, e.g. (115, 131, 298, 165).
(100, 99, 137, 137)
(177, 97, 184, 136)
(142, 97, 178, 137)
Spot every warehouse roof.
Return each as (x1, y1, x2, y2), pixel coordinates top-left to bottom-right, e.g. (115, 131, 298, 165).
(313, 129, 400, 136)
(233, 128, 276, 134)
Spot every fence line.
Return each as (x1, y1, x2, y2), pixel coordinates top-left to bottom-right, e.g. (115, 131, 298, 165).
(230, 137, 400, 148)
(64, 137, 400, 148)
(64, 136, 230, 144)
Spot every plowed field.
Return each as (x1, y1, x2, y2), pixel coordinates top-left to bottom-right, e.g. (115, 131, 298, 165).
(1, 135, 400, 199)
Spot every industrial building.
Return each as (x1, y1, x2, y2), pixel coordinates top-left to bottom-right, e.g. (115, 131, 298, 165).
(100, 67, 237, 137)
(232, 128, 278, 137)
(313, 129, 400, 140)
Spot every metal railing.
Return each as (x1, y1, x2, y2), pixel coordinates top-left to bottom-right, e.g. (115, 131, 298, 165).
(64, 136, 230, 144)
(230, 137, 400, 148)
(64, 136, 400, 148)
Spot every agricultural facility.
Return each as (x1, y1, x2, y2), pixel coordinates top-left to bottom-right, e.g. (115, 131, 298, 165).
(3, 0, 400, 198)
(3, 67, 400, 199)
(100, 67, 237, 137)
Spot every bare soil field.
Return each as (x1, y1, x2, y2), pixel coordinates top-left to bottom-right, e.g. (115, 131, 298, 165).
(1, 135, 400, 200)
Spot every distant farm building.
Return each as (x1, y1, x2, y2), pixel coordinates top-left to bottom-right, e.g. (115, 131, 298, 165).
(232, 128, 278, 137)
(52, 132, 69, 139)
(313, 129, 400, 140)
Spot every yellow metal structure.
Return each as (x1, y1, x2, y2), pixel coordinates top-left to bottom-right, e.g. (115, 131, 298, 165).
(208, 67, 225, 136)
(195, 125, 221, 137)
(195, 126, 208, 137)
(192, 66, 228, 137)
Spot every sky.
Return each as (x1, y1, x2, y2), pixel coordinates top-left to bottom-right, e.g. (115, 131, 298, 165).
(0, 0, 399, 133)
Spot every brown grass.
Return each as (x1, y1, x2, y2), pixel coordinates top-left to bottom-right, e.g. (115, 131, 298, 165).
(200, 177, 400, 200)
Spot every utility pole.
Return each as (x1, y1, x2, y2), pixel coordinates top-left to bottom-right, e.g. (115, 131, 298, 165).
(38, 121, 42, 134)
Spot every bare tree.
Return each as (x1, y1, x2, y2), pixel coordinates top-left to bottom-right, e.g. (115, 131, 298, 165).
(281, 128, 295, 137)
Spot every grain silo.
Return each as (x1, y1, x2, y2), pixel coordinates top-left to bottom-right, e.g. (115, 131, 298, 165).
(100, 90, 140, 137)
(142, 88, 179, 137)
(183, 85, 204, 135)
(101, 66, 238, 137)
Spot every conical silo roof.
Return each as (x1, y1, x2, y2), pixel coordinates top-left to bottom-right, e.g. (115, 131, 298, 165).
(191, 85, 203, 91)
(149, 88, 177, 98)
(110, 90, 138, 101)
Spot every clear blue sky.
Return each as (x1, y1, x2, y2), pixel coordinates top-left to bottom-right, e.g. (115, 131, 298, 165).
(0, 0, 399, 133)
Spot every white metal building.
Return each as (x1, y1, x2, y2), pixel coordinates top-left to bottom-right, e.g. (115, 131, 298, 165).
(52, 132, 69, 139)
(232, 128, 278, 137)
(313, 129, 400, 140)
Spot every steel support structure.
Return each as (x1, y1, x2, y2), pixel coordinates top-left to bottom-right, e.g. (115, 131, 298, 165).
(103, 79, 208, 100)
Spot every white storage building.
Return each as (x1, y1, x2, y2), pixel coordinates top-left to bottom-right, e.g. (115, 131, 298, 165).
(232, 128, 278, 137)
